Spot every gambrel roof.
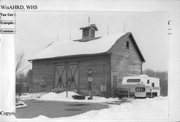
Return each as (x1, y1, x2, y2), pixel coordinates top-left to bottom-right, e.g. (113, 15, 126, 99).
(30, 32, 145, 62)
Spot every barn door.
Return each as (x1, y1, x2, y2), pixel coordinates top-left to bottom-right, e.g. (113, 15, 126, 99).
(55, 65, 66, 89)
(67, 63, 79, 91)
(55, 63, 79, 91)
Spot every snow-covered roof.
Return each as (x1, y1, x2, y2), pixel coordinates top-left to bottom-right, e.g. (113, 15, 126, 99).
(30, 33, 126, 60)
(30, 32, 145, 62)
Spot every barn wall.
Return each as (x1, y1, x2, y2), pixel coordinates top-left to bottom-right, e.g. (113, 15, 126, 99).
(110, 35, 142, 95)
(78, 55, 111, 97)
(32, 61, 54, 91)
(32, 54, 111, 97)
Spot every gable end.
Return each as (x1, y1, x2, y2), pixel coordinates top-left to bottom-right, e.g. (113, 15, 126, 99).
(128, 33, 145, 62)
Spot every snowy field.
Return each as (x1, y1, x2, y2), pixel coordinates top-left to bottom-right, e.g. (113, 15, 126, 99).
(16, 92, 169, 121)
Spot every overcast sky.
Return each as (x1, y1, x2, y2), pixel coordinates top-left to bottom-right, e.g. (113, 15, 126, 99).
(15, 12, 168, 72)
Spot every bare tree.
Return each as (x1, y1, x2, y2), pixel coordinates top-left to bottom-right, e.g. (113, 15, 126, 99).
(16, 53, 26, 97)
(16, 53, 25, 75)
(143, 69, 168, 96)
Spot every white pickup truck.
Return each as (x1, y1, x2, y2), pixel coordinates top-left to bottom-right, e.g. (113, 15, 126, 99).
(115, 75, 160, 98)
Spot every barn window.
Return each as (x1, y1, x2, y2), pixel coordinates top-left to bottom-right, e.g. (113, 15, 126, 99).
(126, 41, 129, 49)
(152, 83, 155, 87)
(147, 80, 150, 84)
(83, 29, 89, 37)
(91, 29, 95, 38)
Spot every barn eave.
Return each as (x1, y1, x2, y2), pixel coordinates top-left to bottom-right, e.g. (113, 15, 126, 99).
(28, 52, 110, 62)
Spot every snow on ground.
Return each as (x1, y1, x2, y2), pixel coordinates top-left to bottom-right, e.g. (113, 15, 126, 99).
(37, 91, 120, 103)
(18, 92, 168, 121)
(16, 101, 28, 109)
(19, 91, 120, 103)
(19, 93, 44, 100)
(67, 97, 169, 120)
(30, 96, 168, 121)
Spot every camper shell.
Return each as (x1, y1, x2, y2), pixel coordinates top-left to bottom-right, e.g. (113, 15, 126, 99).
(115, 75, 160, 98)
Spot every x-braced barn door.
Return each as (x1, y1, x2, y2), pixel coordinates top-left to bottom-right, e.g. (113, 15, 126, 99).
(55, 65, 66, 89)
(55, 63, 79, 91)
(67, 63, 78, 90)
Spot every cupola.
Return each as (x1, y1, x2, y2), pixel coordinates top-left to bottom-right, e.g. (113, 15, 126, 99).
(79, 24, 98, 41)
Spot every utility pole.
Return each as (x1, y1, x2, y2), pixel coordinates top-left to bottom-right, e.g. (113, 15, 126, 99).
(123, 22, 126, 33)
(88, 16, 90, 25)
(69, 29, 71, 40)
(168, 20, 172, 35)
(56, 32, 59, 41)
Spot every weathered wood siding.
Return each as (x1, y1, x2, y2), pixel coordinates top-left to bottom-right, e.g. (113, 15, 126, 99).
(32, 61, 54, 91)
(32, 54, 111, 97)
(110, 34, 142, 95)
(32, 34, 143, 97)
(78, 55, 111, 97)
